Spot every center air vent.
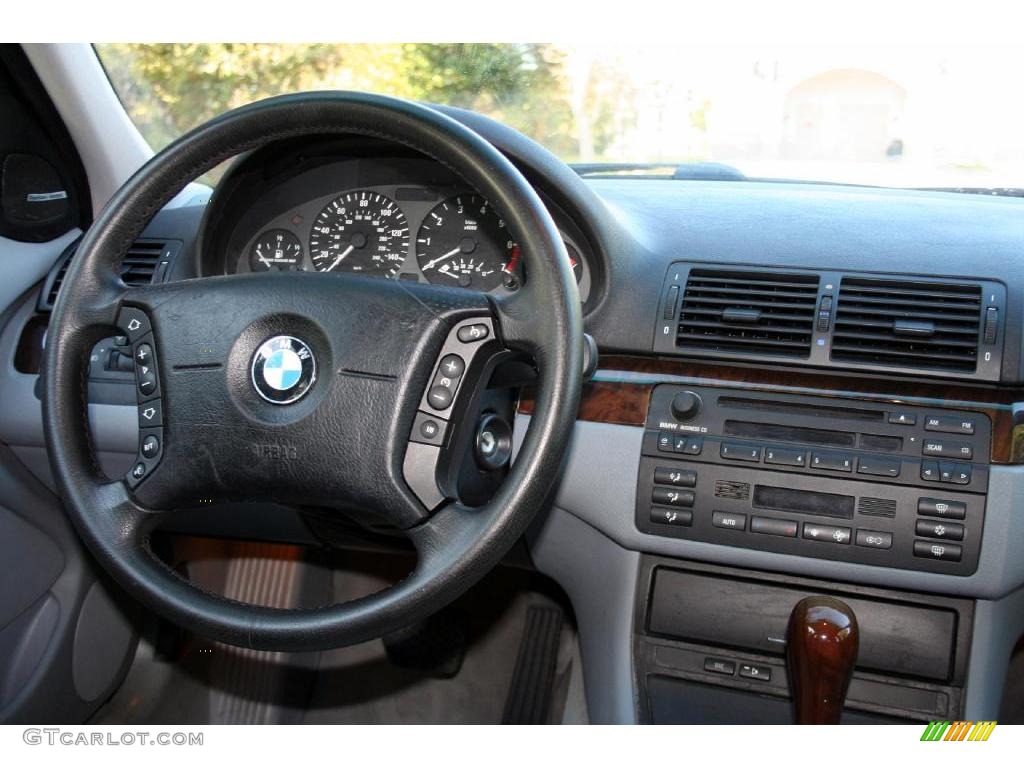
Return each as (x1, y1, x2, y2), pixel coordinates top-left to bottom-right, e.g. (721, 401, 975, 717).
(832, 278, 983, 373)
(675, 269, 820, 358)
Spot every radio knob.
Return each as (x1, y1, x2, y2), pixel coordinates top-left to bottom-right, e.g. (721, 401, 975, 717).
(670, 391, 702, 422)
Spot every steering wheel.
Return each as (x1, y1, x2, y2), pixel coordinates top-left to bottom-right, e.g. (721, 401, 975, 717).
(42, 92, 583, 651)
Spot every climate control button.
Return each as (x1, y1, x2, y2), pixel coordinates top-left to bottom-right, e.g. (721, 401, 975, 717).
(915, 519, 965, 541)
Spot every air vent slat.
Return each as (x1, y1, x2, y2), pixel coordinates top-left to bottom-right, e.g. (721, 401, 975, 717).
(832, 277, 982, 373)
(833, 317, 978, 335)
(41, 239, 171, 310)
(675, 269, 819, 359)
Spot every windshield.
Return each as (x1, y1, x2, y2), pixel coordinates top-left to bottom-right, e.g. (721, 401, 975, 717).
(96, 44, 1024, 190)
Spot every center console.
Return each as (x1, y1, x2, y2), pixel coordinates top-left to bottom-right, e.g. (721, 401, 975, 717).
(635, 384, 990, 575)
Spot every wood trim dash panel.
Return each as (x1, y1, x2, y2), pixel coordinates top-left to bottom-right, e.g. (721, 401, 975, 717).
(518, 355, 1024, 464)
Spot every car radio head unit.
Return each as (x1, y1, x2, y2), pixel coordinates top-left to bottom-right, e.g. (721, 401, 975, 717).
(635, 385, 990, 575)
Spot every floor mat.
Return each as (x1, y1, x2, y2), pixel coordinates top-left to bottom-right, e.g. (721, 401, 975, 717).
(93, 540, 586, 725)
(502, 604, 565, 724)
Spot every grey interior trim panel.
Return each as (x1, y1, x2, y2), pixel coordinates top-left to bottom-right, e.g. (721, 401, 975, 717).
(517, 414, 1024, 600)
(527, 505, 639, 724)
(965, 585, 1024, 719)
(0, 231, 80, 317)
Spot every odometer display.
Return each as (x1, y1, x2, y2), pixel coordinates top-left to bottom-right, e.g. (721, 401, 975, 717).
(416, 194, 514, 291)
(308, 191, 409, 276)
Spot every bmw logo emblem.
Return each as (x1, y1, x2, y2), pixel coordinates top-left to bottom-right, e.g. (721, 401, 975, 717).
(251, 335, 316, 404)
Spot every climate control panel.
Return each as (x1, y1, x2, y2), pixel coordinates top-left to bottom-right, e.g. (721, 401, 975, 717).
(635, 385, 990, 575)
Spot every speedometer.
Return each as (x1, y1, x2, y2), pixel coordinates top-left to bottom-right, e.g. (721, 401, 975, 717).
(308, 190, 409, 276)
(416, 194, 514, 291)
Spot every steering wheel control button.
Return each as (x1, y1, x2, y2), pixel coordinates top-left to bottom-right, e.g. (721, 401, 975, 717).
(250, 335, 316, 404)
(439, 354, 466, 379)
(410, 411, 448, 446)
(474, 414, 513, 471)
(141, 434, 160, 459)
(137, 365, 158, 397)
(134, 343, 153, 367)
(427, 386, 454, 410)
(117, 307, 151, 343)
(130, 462, 147, 481)
(138, 401, 163, 428)
(456, 323, 490, 343)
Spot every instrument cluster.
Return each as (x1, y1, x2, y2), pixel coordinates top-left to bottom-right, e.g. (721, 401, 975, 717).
(234, 183, 592, 300)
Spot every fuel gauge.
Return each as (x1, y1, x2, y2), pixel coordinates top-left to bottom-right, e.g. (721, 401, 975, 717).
(249, 229, 302, 272)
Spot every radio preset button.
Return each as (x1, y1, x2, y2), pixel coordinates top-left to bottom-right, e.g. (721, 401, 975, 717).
(712, 511, 747, 531)
(915, 519, 965, 541)
(651, 487, 695, 507)
(764, 447, 807, 467)
(855, 530, 893, 550)
(917, 498, 966, 520)
(802, 523, 852, 544)
(913, 540, 962, 562)
(654, 467, 697, 487)
(721, 443, 760, 462)
(810, 452, 853, 472)
(856, 456, 901, 477)
(650, 507, 693, 527)
(750, 516, 798, 538)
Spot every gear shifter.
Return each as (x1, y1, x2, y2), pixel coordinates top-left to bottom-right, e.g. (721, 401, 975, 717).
(786, 596, 859, 724)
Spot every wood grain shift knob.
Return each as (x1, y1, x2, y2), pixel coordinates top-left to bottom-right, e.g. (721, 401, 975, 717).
(786, 596, 859, 724)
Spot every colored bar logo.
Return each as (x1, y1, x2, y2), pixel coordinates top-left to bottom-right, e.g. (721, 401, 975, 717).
(920, 721, 997, 741)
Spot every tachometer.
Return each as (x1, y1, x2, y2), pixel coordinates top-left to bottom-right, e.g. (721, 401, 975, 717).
(416, 194, 514, 291)
(249, 229, 302, 272)
(308, 190, 409, 276)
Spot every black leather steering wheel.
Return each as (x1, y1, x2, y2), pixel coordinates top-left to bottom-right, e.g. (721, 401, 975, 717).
(42, 92, 583, 651)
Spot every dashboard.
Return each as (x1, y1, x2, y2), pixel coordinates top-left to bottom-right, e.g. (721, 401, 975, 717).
(204, 148, 593, 302)
(6, 105, 1024, 724)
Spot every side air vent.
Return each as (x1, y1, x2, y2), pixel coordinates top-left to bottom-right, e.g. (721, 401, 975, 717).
(832, 278, 983, 373)
(675, 269, 820, 358)
(39, 238, 179, 311)
(119, 240, 168, 286)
